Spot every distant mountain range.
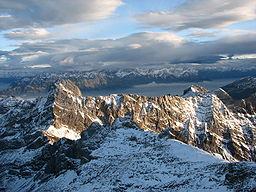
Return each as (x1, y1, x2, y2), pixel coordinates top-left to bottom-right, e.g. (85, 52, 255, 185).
(1, 67, 256, 97)
(0, 77, 256, 191)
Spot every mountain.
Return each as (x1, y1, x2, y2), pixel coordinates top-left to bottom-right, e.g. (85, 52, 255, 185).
(0, 68, 206, 97)
(1, 124, 256, 192)
(3, 67, 256, 97)
(222, 77, 256, 100)
(39, 80, 255, 162)
(214, 77, 256, 115)
(0, 79, 256, 191)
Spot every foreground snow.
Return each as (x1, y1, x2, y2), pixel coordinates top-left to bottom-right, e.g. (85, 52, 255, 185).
(0, 79, 256, 191)
(2, 123, 255, 192)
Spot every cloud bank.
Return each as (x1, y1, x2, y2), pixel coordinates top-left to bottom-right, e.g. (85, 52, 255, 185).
(1, 32, 255, 71)
(135, 0, 256, 30)
(4, 28, 52, 40)
(0, 0, 123, 30)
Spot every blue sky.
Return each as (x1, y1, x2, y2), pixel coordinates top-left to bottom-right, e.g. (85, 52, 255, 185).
(0, 0, 255, 71)
(0, 0, 186, 49)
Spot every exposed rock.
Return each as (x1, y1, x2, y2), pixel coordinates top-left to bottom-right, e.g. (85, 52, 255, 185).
(183, 85, 208, 97)
(215, 77, 256, 115)
(0, 79, 255, 163)
(2, 125, 255, 192)
(222, 76, 256, 100)
(0, 79, 256, 191)
(40, 80, 256, 162)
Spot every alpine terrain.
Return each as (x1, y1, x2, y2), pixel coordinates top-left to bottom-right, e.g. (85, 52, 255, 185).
(0, 78, 255, 191)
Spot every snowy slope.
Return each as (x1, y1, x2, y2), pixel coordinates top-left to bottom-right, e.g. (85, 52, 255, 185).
(1, 122, 256, 192)
(38, 80, 256, 162)
(222, 76, 256, 99)
(0, 80, 256, 192)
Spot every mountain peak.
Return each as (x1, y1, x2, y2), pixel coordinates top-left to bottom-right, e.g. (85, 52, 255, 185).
(222, 76, 256, 99)
(55, 79, 82, 97)
(40, 80, 255, 161)
(41, 80, 84, 143)
(1, 79, 256, 162)
(183, 85, 208, 97)
(1, 78, 256, 191)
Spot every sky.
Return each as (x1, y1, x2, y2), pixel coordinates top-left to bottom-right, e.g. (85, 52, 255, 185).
(0, 0, 255, 72)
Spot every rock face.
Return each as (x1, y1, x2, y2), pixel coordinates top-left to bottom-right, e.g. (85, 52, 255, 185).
(183, 85, 208, 97)
(0, 79, 256, 191)
(1, 122, 256, 192)
(1, 80, 255, 162)
(216, 77, 256, 115)
(222, 77, 256, 100)
(42, 80, 84, 143)
(30, 80, 256, 162)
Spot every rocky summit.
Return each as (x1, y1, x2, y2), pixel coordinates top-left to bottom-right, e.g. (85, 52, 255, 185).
(39, 80, 255, 162)
(0, 79, 256, 191)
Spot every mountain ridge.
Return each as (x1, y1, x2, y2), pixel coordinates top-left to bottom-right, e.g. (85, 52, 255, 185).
(2, 68, 255, 97)
(1, 78, 256, 191)
(2, 79, 251, 162)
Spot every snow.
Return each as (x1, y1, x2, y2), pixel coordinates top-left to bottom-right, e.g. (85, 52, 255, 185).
(100, 94, 122, 110)
(44, 125, 81, 143)
(1, 121, 255, 192)
(1, 76, 256, 191)
(86, 115, 103, 126)
(0, 146, 41, 165)
(36, 127, 233, 192)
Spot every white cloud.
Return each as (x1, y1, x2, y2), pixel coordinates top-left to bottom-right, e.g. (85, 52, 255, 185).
(231, 54, 256, 60)
(188, 29, 256, 38)
(188, 31, 218, 38)
(1, 32, 256, 71)
(27, 64, 51, 68)
(0, 55, 7, 63)
(128, 44, 142, 49)
(4, 28, 52, 40)
(135, 0, 256, 31)
(59, 56, 74, 65)
(0, 0, 123, 30)
(121, 32, 186, 47)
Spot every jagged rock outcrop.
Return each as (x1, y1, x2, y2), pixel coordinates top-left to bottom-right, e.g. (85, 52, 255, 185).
(0, 79, 255, 162)
(1, 79, 256, 191)
(42, 80, 84, 143)
(183, 85, 208, 97)
(222, 77, 256, 100)
(36, 80, 256, 162)
(215, 77, 256, 115)
(1, 122, 256, 192)
(215, 88, 256, 115)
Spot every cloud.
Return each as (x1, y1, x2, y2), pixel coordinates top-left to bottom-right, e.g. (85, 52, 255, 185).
(135, 0, 256, 31)
(1, 32, 256, 71)
(0, 0, 123, 30)
(231, 54, 256, 60)
(0, 55, 7, 63)
(128, 44, 142, 49)
(27, 64, 51, 69)
(188, 29, 256, 38)
(4, 28, 52, 40)
(188, 31, 218, 38)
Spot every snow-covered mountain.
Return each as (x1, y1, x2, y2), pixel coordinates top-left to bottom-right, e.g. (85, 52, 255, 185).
(2, 124, 256, 192)
(0, 79, 256, 191)
(214, 77, 256, 115)
(222, 76, 256, 99)
(2, 68, 256, 97)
